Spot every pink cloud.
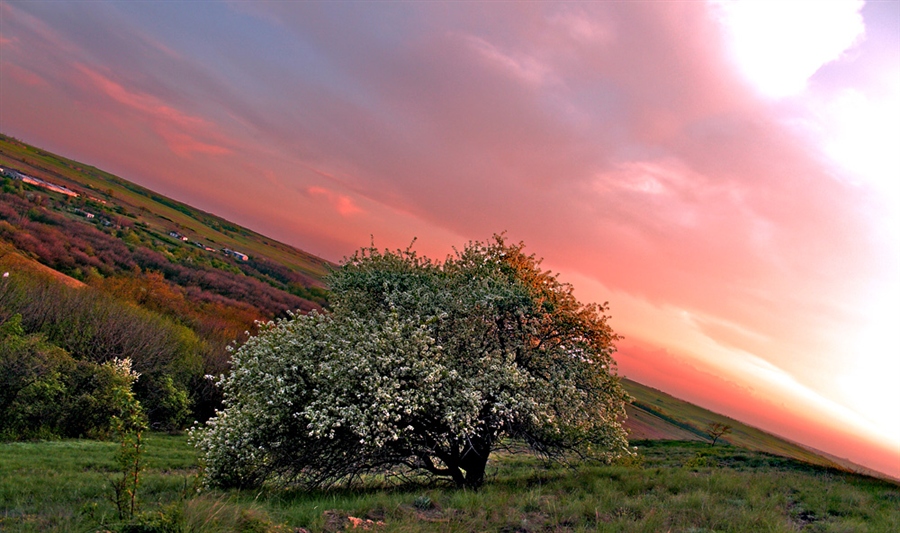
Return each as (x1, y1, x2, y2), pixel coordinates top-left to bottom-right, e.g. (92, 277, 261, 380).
(307, 186, 364, 217)
(1, 62, 48, 88)
(73, 63, 231, 157)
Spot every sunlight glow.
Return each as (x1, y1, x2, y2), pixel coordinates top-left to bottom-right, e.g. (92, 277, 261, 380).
(711, 0, 865, 98)
(837, 284, 900, 444)
(818, 81, 900, 232)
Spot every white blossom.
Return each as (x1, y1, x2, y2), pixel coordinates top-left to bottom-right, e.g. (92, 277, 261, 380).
(192, 236, 630, 489)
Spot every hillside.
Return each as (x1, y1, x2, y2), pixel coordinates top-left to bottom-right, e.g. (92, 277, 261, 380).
(0, 133, 857, 478)
(0, 133, 337, 432)
(0, 241, 86, 289)
(619, 378, 891, 479)
(0, 134, 331, 279)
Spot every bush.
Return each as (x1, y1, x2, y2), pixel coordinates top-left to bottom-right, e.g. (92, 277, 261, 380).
(0, 318, 147, 440)
(194, 236, 630, 489)
(0, 274, 201, 430)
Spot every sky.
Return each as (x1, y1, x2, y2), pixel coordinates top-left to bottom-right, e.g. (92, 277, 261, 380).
(1, 0, 898, 477)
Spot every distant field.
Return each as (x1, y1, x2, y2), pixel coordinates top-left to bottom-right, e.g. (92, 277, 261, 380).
(1, 434, 897, 532)
(622, 403, 704, 442)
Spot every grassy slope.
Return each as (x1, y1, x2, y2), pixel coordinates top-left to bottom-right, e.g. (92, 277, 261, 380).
(619, 378, 883, 476)
(0, 134, 333, 281)
(2, 434, 897, 533)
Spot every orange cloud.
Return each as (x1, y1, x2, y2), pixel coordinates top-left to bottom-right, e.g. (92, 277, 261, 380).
(307, 186, 364, 217)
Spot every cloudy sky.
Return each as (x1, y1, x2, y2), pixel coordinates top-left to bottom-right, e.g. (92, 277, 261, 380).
(2, 0, 898, 476)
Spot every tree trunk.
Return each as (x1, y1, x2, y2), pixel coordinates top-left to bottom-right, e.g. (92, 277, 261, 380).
(462, 455, 488, 488)
(458, 436, 492, 489)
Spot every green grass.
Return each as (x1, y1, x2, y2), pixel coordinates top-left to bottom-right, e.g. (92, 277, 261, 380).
(2, 435, 897, 532)
(0, 433, 197, 532)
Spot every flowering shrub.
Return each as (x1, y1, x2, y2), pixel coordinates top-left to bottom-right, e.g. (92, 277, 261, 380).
(193, 236, 630, 489)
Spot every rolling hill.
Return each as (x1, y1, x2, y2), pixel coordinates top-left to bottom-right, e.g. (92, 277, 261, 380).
(0, 132, 879, 480)
(0, 133, 332, 280)
(619, 378, 892, 479)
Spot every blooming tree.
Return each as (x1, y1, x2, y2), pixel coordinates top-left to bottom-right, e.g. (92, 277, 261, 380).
(193, 236, 630, 489)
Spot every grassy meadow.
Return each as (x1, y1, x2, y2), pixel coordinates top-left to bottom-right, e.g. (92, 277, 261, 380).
(2, 434, 898, 533)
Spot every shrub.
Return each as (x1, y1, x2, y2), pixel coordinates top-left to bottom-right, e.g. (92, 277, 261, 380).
(194, 236, 630, 489)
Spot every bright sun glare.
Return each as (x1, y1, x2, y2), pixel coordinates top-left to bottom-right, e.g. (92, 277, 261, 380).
(713, 0, 900, 449)
(711, 0, 865, 98)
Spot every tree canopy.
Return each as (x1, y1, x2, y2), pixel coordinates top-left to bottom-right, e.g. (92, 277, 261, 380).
(193, 236, 631, 489)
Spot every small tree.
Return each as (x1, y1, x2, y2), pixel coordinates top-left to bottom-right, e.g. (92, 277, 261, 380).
(107, 358, 147, 521)
(705, 422, 732, 446)
(193, 236, 630, 489)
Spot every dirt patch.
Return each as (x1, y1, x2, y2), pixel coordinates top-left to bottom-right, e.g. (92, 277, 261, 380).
(0, 243, 86, 288)
(322, 510, 385, 532)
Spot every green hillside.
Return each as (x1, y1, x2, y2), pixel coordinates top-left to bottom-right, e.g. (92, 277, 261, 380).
(619, 378, 886, 477)
(0, 133, 332, 279)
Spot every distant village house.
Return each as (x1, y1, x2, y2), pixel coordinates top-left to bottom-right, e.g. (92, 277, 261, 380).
(1, 166, 79, 197)
(222, 248, 249, 261)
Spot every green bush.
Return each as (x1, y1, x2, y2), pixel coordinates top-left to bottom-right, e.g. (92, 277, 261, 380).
(194, 236, 631, 490)
(0, 315, 152, 440)
(0, 274, 202, 431)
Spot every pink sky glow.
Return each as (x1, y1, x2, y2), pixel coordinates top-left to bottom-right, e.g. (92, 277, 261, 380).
(1, 1, 898, 477)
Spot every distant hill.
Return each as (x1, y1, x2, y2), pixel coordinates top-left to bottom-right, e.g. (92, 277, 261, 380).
(0, 133, 332, 280)
(0, 133, 335, 321)
(620, 378, 891, 479)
